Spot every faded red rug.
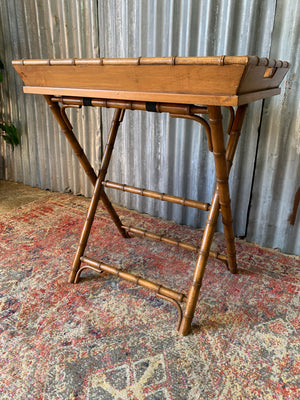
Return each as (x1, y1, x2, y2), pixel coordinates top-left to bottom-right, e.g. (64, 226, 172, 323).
(0, 193, 299, 399)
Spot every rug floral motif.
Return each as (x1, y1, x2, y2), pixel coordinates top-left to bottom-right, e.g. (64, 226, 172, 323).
(0, 193, 299, 399)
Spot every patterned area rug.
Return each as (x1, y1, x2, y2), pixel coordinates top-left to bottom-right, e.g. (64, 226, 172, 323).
(0, 193, 299, 399)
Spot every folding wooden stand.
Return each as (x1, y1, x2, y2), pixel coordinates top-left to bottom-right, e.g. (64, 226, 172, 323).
(13, 56, 289, 335)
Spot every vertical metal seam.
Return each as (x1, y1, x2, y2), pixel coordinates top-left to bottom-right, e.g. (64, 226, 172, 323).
(244, 99, 265, 238)
(95, 0, 103, 170)
(244, 0, 277, 238)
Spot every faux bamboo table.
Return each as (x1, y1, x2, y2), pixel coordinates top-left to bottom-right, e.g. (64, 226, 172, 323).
(13, 56, 289, 335)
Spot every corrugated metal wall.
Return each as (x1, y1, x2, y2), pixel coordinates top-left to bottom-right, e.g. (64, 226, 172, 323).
(0, 0, 299, 255)
(247, 0, 300, 254)
(0, 0, 101, 196)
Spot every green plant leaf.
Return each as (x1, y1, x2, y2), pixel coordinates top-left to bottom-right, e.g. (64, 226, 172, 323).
(0, 123, 21, 150)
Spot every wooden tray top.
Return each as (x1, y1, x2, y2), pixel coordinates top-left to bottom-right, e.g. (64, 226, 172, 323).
(13, 56, 289, 106)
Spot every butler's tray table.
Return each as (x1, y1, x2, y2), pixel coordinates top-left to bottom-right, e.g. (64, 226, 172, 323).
(13, 56, 289, 335)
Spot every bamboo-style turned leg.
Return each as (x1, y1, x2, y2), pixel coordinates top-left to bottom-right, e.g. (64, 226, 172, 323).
(178, 192, 220, 335)
(44, 95, 128, 240)
(68, 108, 126, 283)
(208, 106, 237, 273)
(178, 105, 246, 335)
(219, 104, 248, 272)
(46, 92, 248, 334)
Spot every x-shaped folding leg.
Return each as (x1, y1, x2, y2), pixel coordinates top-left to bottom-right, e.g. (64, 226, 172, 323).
(44, 95, 130, 247)
(178, 105, 247, 335)
(45, 94, 247, 335)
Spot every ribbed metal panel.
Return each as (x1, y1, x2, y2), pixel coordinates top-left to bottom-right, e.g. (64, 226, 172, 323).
(0, 0, 297, 254)
(98, 0, 276, 236)
(247, 0, 300, 255)
(0, 0, 101, 197)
